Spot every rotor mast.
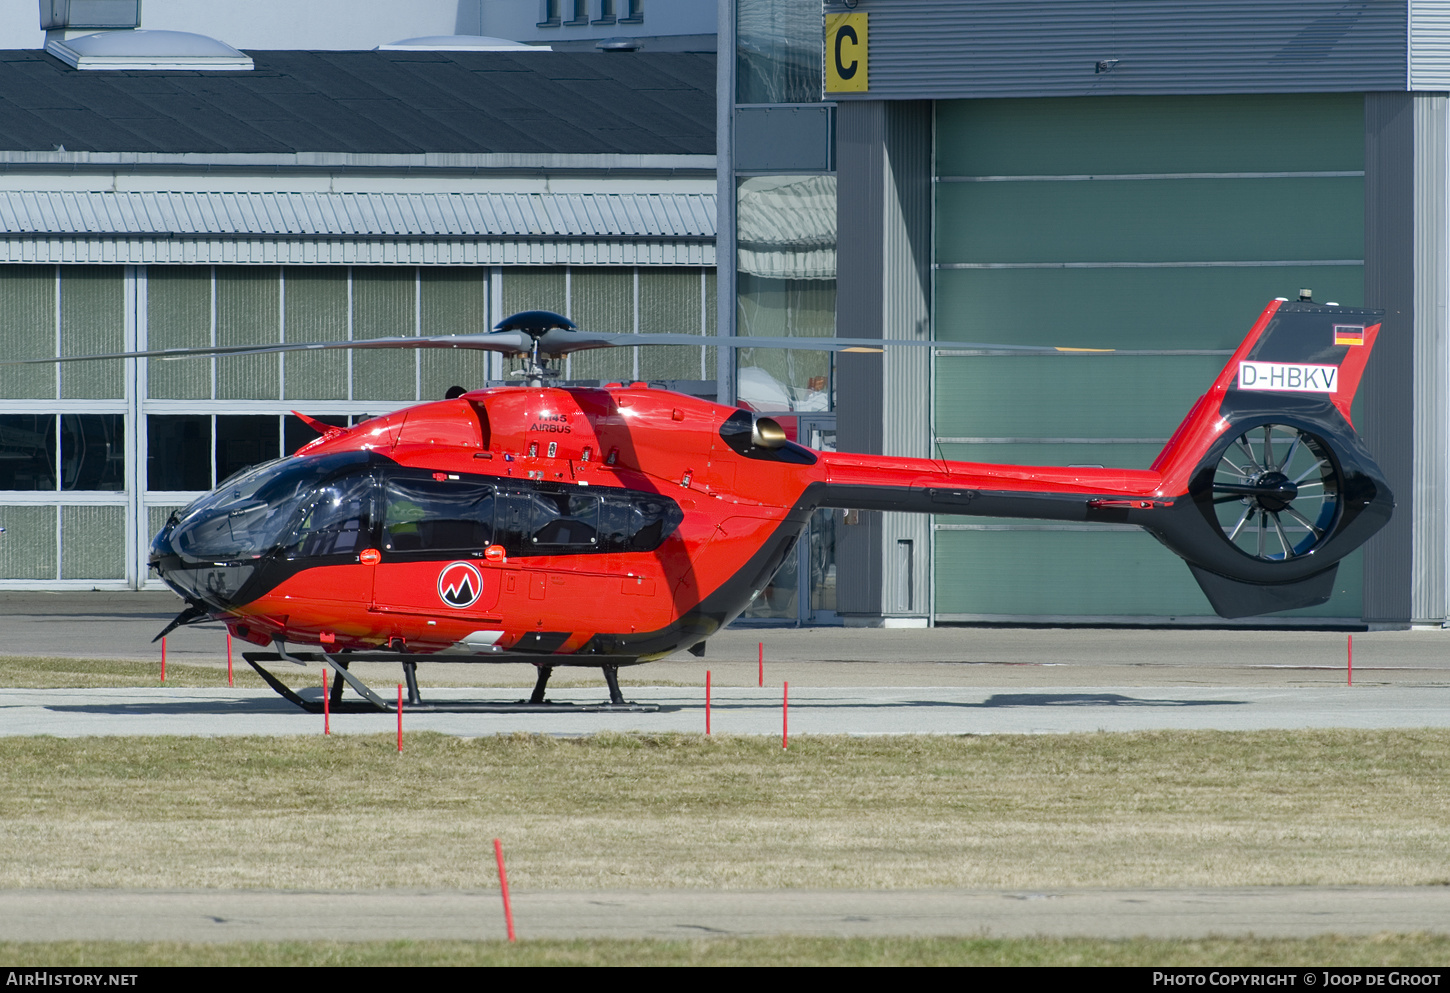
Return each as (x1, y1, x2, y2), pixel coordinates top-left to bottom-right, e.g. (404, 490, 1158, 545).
(497, 309, 573, 388)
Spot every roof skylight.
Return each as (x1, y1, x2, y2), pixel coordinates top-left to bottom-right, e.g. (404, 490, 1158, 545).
(46, 29, 254, 70)
(377, 35, 550, 52)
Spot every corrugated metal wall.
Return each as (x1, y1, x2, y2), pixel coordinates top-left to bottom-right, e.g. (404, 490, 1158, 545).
(880, 102, 933, 619)
(1412, 94, 1449, 624)
(1411, 1, 1450, 89)
(1363, 93, 1417, 625)
(0, 192, 716, 241)
(0, 190, 717, 266)
(837, 0, 1409, 99)
(834, 102, 886, 617)
(0, 238, 715, 267)
(833, 100, 934, 621)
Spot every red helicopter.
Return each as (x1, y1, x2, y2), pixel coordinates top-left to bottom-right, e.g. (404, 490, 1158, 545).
(14, 298, 1395, 712)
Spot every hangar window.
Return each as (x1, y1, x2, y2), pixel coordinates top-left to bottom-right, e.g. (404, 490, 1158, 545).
(0, 415, 57, 490)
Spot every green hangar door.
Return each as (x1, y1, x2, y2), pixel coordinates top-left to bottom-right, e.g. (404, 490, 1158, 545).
(931, 94, 1366, 622)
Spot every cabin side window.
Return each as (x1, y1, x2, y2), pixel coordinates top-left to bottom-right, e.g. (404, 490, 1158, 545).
(468, 484, 683, 557)
(527, 491, 600, 548)
(287, 472, 375, 558)
(382, 476, 495, 553)
(598, 493, 681, 552)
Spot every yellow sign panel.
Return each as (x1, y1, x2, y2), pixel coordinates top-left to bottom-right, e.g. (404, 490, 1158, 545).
(825, 12, 867, 93)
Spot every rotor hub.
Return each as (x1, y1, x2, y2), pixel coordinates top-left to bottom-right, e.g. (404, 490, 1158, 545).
(1247, 471, 1298, 513)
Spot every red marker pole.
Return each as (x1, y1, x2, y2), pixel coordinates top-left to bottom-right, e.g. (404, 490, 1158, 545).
(322, 668, 330, 736)
(705, 670, 711, 735)
(494, 838, 516, 942)
(397, 684, 403, 752)
(226, 632, 233, 687)
(160, 637, 166, 683)
(1348, 633, 1353, 687)
(758, 641, 764, 688)
(783, 680, 789, 750)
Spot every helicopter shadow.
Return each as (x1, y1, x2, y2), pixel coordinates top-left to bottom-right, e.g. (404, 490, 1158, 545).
(968, 692, 1245, 709)
(704, 692, 1246, 711)
(44, 697, 305, 717)
(41, 697, 685, 717)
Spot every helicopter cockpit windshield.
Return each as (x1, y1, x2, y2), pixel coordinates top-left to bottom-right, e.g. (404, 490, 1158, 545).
(164, 452, 372, 562)
(151, 451, 376, 609)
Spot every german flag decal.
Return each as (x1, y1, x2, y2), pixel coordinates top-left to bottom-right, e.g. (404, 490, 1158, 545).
(1334, 324, 1366, 346)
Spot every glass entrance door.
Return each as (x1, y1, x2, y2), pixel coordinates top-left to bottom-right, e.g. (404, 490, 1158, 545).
(738, 414, 839, 626)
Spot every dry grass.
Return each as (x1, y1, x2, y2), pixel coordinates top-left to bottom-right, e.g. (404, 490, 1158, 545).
(0, 655, 300, 690)
(0, 730, 1449, 890)
(5, 933, 1450, 967)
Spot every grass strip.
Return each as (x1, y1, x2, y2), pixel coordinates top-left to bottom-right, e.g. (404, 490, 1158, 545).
(1, 730, 1449, 890)
(3, 934, 1450, 967)
(0, 655, 300, 690)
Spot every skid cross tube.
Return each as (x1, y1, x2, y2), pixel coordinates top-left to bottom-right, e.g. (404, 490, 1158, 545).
(241, 649, 661, 714)
(321, 652, 396, 711)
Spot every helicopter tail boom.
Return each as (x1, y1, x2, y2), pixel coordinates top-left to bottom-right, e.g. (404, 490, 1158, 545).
(811, 300, 1393, 618)
(1138, 299, 1393, 615)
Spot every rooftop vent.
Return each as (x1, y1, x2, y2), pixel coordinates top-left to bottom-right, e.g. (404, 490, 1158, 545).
(377, 35, 550, 52)
(46, 29, 254, 70)
(597, 37, 642, 51)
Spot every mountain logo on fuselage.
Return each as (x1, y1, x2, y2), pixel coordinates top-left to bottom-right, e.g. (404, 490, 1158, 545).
(438, 561, 484, 608)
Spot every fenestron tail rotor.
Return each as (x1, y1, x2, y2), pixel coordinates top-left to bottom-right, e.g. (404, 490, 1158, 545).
(1208, 423, 1342, 562)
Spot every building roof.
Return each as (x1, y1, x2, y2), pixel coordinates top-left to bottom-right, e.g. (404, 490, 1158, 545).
(0, 190, 715, 238)
(0, 189, 717, 265)
(0, 49, 715, 156)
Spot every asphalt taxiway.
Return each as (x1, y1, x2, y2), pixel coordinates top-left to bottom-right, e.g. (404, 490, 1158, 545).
(4, 592, 1450, 945)
(5, 590, 1450, 692)
(5, 590, 1450, 735)
(6, 887, 1449, 942)
(3, 683, 1449, 737)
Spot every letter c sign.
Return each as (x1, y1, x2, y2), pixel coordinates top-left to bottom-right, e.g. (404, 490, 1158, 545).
(826, 12, 868, 93)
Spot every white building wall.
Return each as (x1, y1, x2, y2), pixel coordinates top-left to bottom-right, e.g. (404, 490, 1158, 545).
(481, 0, 714, 45)
(0, 0, 715, 51)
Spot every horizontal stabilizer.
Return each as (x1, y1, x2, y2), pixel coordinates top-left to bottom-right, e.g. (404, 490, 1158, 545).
(1187, 562, 1338, 619)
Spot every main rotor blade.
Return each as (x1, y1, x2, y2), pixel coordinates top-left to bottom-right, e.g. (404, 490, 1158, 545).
(0, 331, 1108, 366)
(0, 331, 539, 366)
(569, 333, 1088, 354)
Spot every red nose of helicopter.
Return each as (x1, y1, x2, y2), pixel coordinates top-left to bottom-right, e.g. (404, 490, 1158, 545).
(150, 450, 375, 613)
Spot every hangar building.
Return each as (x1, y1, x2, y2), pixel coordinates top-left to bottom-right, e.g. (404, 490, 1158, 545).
(0, 1, 715, 592)
(719, 0, 1450, 628)
(7, 0, 1447, 633)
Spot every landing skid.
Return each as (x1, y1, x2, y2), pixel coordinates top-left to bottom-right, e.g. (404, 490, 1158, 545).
(241, 650, 659, 714)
